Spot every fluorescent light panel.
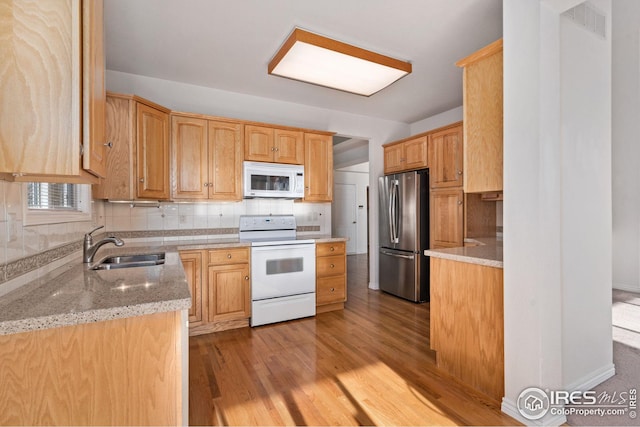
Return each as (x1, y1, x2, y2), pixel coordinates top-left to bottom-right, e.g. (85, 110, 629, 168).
(268, 28, 411, 96)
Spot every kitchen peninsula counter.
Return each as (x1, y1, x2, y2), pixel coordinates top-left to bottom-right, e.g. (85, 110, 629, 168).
(424, 237, 503, 268)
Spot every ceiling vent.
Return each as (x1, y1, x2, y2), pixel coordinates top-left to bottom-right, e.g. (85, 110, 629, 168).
(561, 1, 606, 39)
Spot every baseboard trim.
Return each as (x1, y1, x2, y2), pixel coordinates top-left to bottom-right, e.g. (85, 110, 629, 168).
(566, 363, 616, 392)
(502, 397, 567, 426)
(613, 282, 640, 293)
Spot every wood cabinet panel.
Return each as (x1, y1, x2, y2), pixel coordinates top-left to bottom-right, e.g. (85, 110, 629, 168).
(0, 311, 182, 425)
(304, 133, 333, 202)
(317, 276, 346, 306)
(0, 0, 81, 176)
(208, 248, 250, 266)
(430, 257, 504, 401)
(82, 0, 106, 178)
(136, 102, 170, 199)
(315, 242, 347, 311)
(180, 251, 204, 324)
(274, 129, 304, 164)
(430, 124, 463, 188)
(172, 115, 209, 199)
(316, 241, 346, 257)
(244, 125, 274, 162)
(458, 39, 503, 193)
(430, 189, 464, 249)
(383, 136, 428, 174)
(208, 264, 250, 323)
(208, 121, 243, 200)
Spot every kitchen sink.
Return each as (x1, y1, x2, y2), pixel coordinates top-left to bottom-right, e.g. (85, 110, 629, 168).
(92, 253, 165, 270)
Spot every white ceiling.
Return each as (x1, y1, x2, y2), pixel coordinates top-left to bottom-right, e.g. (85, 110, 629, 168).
(104, 0, 502, 124)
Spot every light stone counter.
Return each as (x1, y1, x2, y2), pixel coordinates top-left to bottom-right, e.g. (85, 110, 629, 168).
(0, 235, 348, 336)
(424, 237, 503, 268)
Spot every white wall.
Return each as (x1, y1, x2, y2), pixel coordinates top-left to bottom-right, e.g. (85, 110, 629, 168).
(409, 105, 463, 135)
(106, 70, 410, 288)
(333, 170, 369, 254)
(612, 0, 640, 293)
(502, 0, 613, 424)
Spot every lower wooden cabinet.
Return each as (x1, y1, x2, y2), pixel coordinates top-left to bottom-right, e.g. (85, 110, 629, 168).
(316, 241, 347, 313)
(430, 188, 464, 249)
(180, 247, 251, 335)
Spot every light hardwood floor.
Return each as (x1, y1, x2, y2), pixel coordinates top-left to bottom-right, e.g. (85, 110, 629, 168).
(189, 254, 518, 426)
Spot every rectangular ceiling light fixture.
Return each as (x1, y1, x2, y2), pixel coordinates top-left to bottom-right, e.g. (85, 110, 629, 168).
(268, 28, 412, 96)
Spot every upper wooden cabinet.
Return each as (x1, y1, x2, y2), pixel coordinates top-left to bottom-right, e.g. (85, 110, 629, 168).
(136, 103, 170, 199)
(457, 39, 503, 193)
(304, 133, 333, 202)
(429, 123, 463, 189)
(0, 0, 105, 182)
(172, 115, 243, 201)
(383, 136, 428, 174)
(93, 93, 171, 200)
(244, 125, 304, 164)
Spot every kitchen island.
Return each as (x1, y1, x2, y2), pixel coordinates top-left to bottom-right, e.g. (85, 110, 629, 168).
(424, 237, 504, 402)
(0, 247, 191, 426)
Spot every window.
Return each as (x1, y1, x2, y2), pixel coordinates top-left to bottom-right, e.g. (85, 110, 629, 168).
(24, 183, 91, 225)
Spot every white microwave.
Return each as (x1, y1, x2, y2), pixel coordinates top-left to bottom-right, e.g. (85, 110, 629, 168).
(243, 161, 305, 199)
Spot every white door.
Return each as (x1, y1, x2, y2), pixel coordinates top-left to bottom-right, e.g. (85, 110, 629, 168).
(333, 184, 357, 254)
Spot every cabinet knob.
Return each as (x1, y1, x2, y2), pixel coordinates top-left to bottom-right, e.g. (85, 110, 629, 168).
(204, 183, 209, 187)
(330, 287, 335, 292)
(208, 182, 213, 187)
(104, 141, 113, 148)
(227, 254, 232, 259)
(330, 264, 335, 268)
(271, 147, 275, 151)
(139, 178, 144, 183)
(457, 170, 463, 175)
(274, 147, 279, 152)
(245, 276, 250, 281)
(330, 247, 335, 252)
(457, 200, 463, 205)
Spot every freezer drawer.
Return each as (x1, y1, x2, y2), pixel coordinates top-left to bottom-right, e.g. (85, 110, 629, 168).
(379, 248, 427, 302)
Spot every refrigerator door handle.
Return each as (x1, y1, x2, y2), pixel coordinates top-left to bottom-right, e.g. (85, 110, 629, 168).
(380, 249, 415, 260)
(390, 180, 400, 243)
(388, 181, 395, 243)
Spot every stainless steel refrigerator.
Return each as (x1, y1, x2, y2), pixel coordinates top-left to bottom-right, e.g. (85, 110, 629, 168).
(378, 170, 429, 302)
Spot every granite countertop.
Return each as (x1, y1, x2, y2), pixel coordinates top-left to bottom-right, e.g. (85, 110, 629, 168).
(0, 235, 348, 336)
(424, 237, 503, 268)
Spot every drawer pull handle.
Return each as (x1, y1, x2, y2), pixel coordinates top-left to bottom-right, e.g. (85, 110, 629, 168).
(330, 287, 335, 292)
(330, 247, 335, 251)
(227, 254, 232, 259)
(245, 276, 250, 281)
(330, 264, 335, 268)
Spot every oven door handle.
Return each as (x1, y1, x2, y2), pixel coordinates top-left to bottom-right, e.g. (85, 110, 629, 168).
(251, 244, 316, 252)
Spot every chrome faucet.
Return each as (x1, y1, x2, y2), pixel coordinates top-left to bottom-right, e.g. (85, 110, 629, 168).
(83, 226, 124, 263)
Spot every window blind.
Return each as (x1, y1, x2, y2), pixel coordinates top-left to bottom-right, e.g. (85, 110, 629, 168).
(27, 183, 79, 211)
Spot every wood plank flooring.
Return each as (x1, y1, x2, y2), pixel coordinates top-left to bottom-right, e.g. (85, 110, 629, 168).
(189, 254, 518, 426)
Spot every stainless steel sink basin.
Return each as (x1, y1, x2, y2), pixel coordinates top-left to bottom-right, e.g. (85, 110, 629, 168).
(92, 253, 165, 270)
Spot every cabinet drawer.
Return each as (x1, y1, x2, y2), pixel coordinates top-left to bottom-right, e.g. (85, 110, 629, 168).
(316, 241, 346, 257)
(317, 276, 346, 305)
(208, 247, 250, 265)
(316, 255, 346, 278)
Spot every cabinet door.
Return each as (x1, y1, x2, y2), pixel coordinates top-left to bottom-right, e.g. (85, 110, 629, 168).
(172, 115, 209, 199)
(0, 0, 81, 176)
(244, 125, 274, 162)
(383, 144, 403, 174)
(208, 264, 251, 322)
(304, 133, 333, 202)
(180, 251, 203, 325)
(430, 125, 463, 188)
(136, 103, 170, 199)
(82, 0, 106, 178)
(274, 129, 304, 164)
(430, 188, 464, 248)
(209, 121, 243, 200)
(460, 41, 503, 193)
(403, 137, 428, 171)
